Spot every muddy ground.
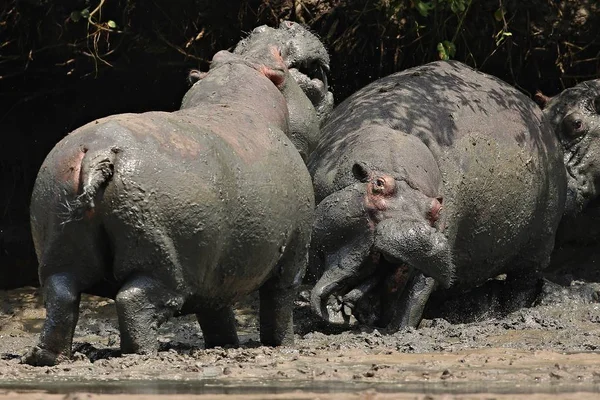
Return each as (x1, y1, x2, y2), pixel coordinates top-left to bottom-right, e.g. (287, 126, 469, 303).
(1, 280, 600, 399)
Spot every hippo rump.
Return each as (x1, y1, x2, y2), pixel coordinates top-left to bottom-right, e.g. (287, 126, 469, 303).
(23, 43, 321, 366)
(306, 60, 567, 330)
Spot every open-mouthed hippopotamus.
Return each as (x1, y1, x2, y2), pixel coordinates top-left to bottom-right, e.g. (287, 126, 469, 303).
(233, 21, 333, 127)
(23, 42, 320, 366)
(187, 20, 333, 161)
(307, 60, 567, 330)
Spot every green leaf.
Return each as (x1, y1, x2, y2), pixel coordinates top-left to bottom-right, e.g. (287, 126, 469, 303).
(415, 1, 434, 17)
(494, 8, 505, 22)
(80, 8, 90, 19)
(437, 42, 449, 60)
(443, 40, 456, 58)
(70, 10, 81, 22)
(437, 40, 456, 60)
(107, 20, 117, 29)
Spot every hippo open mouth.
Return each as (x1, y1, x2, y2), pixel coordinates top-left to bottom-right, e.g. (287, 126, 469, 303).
(313, 250, 415, 327)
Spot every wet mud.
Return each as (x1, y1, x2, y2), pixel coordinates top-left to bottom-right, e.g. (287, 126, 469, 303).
(1, 280, 600, 399)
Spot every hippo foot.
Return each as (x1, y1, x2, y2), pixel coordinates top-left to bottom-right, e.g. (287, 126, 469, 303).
(21, 346, 69, 367)
(536, 279, 600, 306)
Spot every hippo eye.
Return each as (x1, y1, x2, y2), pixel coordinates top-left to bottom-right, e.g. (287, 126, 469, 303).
(563, 116, 586, 137)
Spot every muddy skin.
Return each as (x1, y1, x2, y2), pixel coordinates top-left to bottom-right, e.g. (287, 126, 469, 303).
(233, 20, 334, 127)
(306, 60, 567, 332)
(22, 49, 316, 367)
(534, 81, 600, 288)
(187, 20, 333, 162)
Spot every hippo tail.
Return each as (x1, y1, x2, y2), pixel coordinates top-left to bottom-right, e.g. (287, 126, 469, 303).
(62, 147, 119, 224)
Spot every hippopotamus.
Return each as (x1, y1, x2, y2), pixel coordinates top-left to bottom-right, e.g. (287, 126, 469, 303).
(306, 60, 567, 330)
(187, 20, 333, 161)
(23, 40, 322, 366)
(233, 20, 334, 127)
(535, 80, 600, 280)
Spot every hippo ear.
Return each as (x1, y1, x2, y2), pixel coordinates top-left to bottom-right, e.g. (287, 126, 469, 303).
(259, 66, 286, 88)
(534, 90, 552, 110)
(187, 69, 207, 85)
(258, 46, 287, 88)
(352, 162, 371, 183)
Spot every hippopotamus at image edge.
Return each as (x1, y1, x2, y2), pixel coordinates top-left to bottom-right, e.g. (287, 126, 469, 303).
(23, 43, 321, 366)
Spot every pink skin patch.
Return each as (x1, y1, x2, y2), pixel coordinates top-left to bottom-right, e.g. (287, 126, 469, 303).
(58, 147, 87, 194)
(258, 46, 287, 88)
(429, 197, 443, 226)
(388, 265, 411, 293)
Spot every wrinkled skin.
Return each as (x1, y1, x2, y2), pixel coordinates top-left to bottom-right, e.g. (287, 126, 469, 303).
(307, 60, 566, 330)
(23, 47, 316, 366)
(187, 21, 333, 161)
(536, 81, 600, 243)
(535, 81, 600, 282)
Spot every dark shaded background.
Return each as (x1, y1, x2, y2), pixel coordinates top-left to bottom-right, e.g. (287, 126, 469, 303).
(1, 0, 599, 288)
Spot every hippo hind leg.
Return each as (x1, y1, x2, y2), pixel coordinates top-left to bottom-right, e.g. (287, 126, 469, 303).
(115, 275, 183, 355)
(501, 230, 557, 314)
(23, 273, 81, 366)
(23, 222, 108, 366)
(197, 306, 239, 348)
(259, 228, 309, 346)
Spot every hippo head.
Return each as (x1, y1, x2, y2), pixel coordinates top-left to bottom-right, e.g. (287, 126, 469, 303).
(537, 80, 600, 216)
(308, 131, 455, 326)
(233, 20, 333, 124)
(187, 21, 332, 161)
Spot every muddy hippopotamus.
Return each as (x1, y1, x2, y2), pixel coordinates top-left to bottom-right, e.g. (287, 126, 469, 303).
(187, 20, 333, 161)
(536, 81, 600, 229)
(535, 81, 600, 281)
(233, 20, 334, 127)
(307, 60, 567, 330)
(23, 44, 320, 366)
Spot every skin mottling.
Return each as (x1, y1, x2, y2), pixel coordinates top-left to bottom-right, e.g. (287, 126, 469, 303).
(308, 60, 565, 331)
(429, 198, 443, 226)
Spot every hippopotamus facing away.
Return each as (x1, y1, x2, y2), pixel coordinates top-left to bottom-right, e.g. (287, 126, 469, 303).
(23, 44, 319, 365)
(233, 21, 334, 127)
(307, 60, 566, 330)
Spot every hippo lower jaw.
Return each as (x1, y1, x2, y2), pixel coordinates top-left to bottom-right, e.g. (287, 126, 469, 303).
(310, 250, 413, 327)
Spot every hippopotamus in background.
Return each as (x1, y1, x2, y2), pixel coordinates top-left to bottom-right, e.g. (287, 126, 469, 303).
(306, 60, 567, 330)
(233, 21, 334, 127)
(23, 23, 330, 366)
(535, 81, 600, 283)
(187, 21, 333, 161)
